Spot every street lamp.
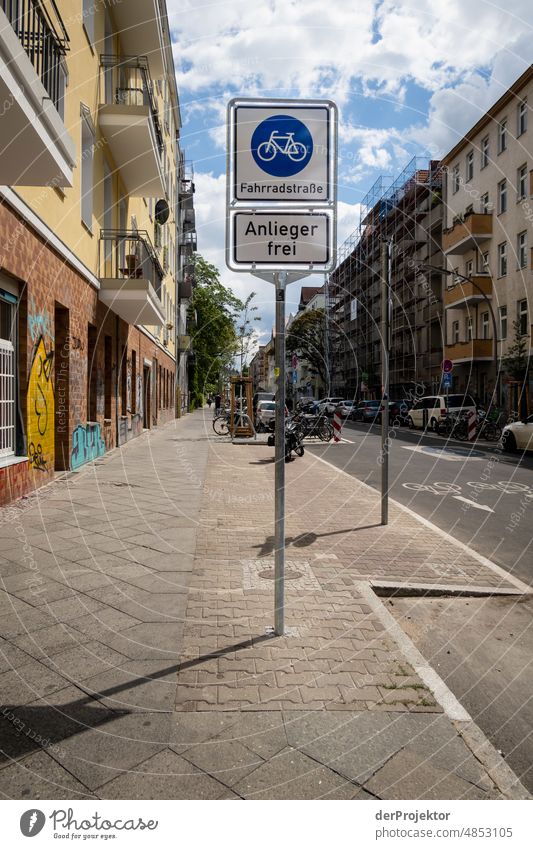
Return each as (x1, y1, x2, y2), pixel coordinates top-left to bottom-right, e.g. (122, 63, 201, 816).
(417, 263, 500, 407)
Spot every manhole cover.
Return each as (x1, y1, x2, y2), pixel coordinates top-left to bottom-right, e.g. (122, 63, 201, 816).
(258, 569, 303, 581)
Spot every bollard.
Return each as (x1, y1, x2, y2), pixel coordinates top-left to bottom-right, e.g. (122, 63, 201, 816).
(468, 409, 477, 441)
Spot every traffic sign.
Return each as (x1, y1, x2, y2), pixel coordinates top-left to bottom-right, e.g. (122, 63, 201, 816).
(442, 359, 453, 373)
(227, 98, 337, 206)
(443, 372, 453, 388)
(227, 210, 334, 272)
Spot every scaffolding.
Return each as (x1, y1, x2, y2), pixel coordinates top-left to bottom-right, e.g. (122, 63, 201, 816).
(329, 157, 445, 399)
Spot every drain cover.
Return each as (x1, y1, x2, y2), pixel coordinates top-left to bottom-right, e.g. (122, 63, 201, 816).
(258, 569, 303, 581)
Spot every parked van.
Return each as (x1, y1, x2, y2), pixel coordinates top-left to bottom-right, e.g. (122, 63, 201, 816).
(407, 394, 476, 431)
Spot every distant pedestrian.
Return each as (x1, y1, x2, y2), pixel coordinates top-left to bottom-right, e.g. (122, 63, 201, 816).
(207, 395, 213, 409)
(214, 393, 222, 415)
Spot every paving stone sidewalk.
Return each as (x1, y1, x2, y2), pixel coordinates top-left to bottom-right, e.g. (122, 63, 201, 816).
(0, 411, 528, 800)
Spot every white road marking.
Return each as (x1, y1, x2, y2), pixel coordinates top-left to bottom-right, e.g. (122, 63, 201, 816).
(402, 445, 483, 462)
(452, 495, 494, 513)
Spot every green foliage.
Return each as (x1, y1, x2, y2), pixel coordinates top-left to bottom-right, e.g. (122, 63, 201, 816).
(188, 256, 242, 405)
(503, 320, 529, 381)
(286, 308, 339, 385)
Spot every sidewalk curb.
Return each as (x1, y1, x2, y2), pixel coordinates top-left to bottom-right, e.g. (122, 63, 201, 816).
(310, 452, 532, 596)
(357, 582, 531, 800)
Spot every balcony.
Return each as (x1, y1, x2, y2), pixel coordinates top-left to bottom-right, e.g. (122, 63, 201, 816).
(108, 0, 166, 78)
(180, 230, 197, 255)
(98, 230, 165, 326)
(443, 213, 492, 255)
(182, 208, 196, 232)
(445, 339, 493, 363)
(444, 275, 493, 308)
(98, 56, 165, 197)
(0, 0, 75, 185)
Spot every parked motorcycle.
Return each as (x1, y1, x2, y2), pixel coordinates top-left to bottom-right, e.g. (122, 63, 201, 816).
(266, 417, 305, 461)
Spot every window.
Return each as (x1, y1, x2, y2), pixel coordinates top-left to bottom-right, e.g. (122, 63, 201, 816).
(0, 289, 17, 459)
(498, 119, 507, 153)
(499, 305, 508, 340)
(452, 320, 460, 344)
(481, 135, 489, 168)
(82, 0, 95, 43)
(452, 164, 460, 194)
(481, 312, 489, 339)
(517, 164, 527, 200)
(498, 242, 507, 276)
(466, 150, 474, 181)
(518, 299, 528, 336)
(81, 107, 95, 230)
(481, 250, 490, 271)
(498, 179, 507, 214)
(517, 231, 527, 269)
(466, 317, 473, 341)
(480, 192, 490, 214)
(465, 259, 473, 277)
(517, 99, 527, 136)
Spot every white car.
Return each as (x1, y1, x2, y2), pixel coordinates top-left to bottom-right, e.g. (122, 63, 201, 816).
(408, 394, 476, 431)
(336, 400, 357, 417)
(317, 397, 345, 415)
(502, 415, 533, 452)
(255, 400, 277, 431)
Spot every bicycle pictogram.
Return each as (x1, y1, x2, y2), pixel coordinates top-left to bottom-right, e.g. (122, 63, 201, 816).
(256, 131, 308, 163)
(251, 114, 313, 177)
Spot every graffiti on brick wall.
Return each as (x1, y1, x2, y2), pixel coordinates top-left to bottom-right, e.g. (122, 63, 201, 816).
(126, 360, 132, 412)
(28, 295, 54, 342)
(70, 423, 106, 470)
(136, 373, 143, 416)
(27, 337, 54, 472)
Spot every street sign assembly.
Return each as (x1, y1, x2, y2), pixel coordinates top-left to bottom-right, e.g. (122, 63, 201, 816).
(443, 372, 453, 388)
(226, 96, 338, 636)
(226, 97, 337, 273)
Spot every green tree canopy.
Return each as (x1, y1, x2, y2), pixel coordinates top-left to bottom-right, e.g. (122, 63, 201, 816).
(188, 256, 243, 407)
(286, 308, 340, 387)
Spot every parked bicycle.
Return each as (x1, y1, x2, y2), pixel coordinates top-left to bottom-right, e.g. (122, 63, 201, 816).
(292, 411, 333, 442)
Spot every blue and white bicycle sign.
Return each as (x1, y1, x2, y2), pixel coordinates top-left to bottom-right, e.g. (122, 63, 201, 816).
(251, 114, 313, 177)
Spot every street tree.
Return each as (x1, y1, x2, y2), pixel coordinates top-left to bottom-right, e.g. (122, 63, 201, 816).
(502, 319, 530, 417)
(235, 291, 262, 376)
(286, 307, 340, 389)
(188, 256, 242, 407)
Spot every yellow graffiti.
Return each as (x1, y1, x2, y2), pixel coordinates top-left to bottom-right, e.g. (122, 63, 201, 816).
(27, 338, 54, 472)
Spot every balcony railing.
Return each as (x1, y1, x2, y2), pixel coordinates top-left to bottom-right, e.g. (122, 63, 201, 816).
(180, 231, 197, 254)
(445, 339, 493, 360)
(1, 0, 69, 111)
(99, 230, 164, 298)
(99, 55, 163, 153)
(443, 212, 492, 255)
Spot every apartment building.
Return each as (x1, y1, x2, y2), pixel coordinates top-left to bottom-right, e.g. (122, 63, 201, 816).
(329, 158, 444, 399)
(0, 0, 195, 504)
(176, 154, 196, 415)
(249, 345, 267, 391)
(442, 66, 533, 408)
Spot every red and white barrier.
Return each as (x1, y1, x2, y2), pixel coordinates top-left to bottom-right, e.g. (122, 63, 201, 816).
(468, 409, 477, 441)
(333, 408, 343, 443)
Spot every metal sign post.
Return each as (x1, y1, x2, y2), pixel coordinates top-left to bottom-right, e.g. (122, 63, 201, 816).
(226, 97, 337, 635)
(274, 272, 287, 635)
(380, 240, 391, 526)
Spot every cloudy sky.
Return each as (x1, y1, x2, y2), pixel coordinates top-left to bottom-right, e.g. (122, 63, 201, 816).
(167, 0, 532, 346)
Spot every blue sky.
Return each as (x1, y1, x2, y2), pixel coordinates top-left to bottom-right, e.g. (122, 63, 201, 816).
(167, 0, 532, 347)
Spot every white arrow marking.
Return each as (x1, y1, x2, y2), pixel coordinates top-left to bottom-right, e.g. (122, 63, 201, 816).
(452, 495, 494, 512)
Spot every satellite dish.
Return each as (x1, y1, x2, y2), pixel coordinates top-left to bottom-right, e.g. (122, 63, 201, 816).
(155, 199, 170, 225)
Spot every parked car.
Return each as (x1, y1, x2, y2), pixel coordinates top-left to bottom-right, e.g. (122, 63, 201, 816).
(336, 400, 357, 418)
(384, 400, 411, 425)
(253, 392, 275, 415)
(351, 400, 381, 422)
(407, 394, 476, 431)
(317, 397, 345, 415)
(502, 415, 533, 452)
(255, 400, 277, 431)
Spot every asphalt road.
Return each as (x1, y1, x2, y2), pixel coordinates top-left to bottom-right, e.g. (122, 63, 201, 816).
(307, 422, 533, 794)
(306, 421, 533, 588)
